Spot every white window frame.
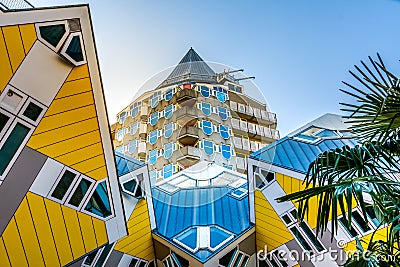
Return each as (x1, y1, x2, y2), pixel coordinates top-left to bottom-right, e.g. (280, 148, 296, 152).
(81, 178, 115, 221)
(82, 243, 116, 267)
(0, 117, 35, 180)
(0, 86, 28, 115)
(338, 207, 377, 240)
(36, 20, 70, 52)
(60, 32, 87, 66)
(65, 175, 96, 210)
(0, 108, 15, 142)
(18, 97, 47, 126)
(47, 167, 80, 204)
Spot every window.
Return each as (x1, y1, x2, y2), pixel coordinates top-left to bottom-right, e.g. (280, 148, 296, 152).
(294, 127, 340, 143)
(128, 140, 138, 154)
(82, 243, 115, 267)
(67, 177, 93, 208)
(149, 170, 158, 184)
(130, 102, 142, 118)
(61, 33, 86, 65)
(164, 122, 176, 138)
(51, 169, 78, 201)
(198, 102, 211, 116)
(22, 102, 43, 122)
(150, 91, 162, 108)
(219, 125, 231, 139)
(148, 149, 159, 165)
(165, 88, 175, 101)
(149, 111, 159, 126)
(118, 111, 127, 124)
(162, 164, 178, 179)
(84, 180, 112, 218)
(339, 208, 374, 238)
(129, 257, 149, 267)
(200, 120, 213, 135)
(163, 143, 177, 159)
(148, 130, 160, 145)
(116, 127, 128, 141)
(164, 104, 176, 119)
(203, 140, 214, 155)
(221, 144, 233, 160)
(130, 122, 139, 135)
(213, 87, 228, 102)
(217, 107, 229, 120)
(282, 209, 325, 255)
(238, 103, 246, 113)
(199, 85, 210, 98)
(0, 112, 10, 137)
(230, 251, 249, 267)
(219, 248, 237, 266)
(162, 255, 180, 267)
(0, 121, 31, 176)
(38, 22, 68, 49)
(122, 175, 144, 198)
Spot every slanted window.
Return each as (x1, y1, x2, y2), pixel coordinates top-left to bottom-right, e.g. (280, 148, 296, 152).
(282, 208, 325, 255)
(213, 87, 228, 102)
(51, 169, 78, 201)
(219, 248, 237, 267)
(164, 122, 176, 138)
(339, 208, 374, 238)
(0, 121, 31, 176)
(38, 23, 67, 48)
(163, 143, 177, 159)
(295, 127, 340, 143)
(67, 177, 93, 208)
(148, 149, 159, 165)
(128, 140, 138, 154)
(130, 102, 142, 118)
(218, 107, 229, 121)
(164, 104, 176, 120)
(22, 102, 44, 123)
(84, 180, 112, 218)
(219, 125, 231, 139)
(128, 257, 148, 267)
(150, 91, 162, 108)
(221, 144, 232, 160)
(199, 85, 210, 97)
(198, 102, 211, 116)
(122, 174, 144, 199)
(148, 130, 160, 145)
(163, 164, 176, 179)
(82, 243, 115, 267)
(165, 88, 175, 101)
(118, 112, 127, 124)
(200, 120, 213, 135)
(130, 122, 139, 135)
(149, 111, 159, 126)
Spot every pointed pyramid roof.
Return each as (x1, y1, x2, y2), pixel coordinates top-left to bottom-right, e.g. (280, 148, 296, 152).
(158, 48, 216, 88)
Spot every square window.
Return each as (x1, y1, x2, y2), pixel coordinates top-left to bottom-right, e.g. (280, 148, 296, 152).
(22, 102, 43, 122)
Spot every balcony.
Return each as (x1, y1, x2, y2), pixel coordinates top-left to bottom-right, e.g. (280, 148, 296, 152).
(176, 146, 201, 167)
(174, 106, 200, 125)
(140, 105, 149, 121)
(177, 126, 199, 146)
(137, 141, 147, 157)
(139, 123, 147, 139)
(176, 88, 197, 103)
(230, 100, 277, 126)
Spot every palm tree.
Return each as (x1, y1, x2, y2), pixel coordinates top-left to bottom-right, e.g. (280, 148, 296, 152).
(277, 54, 400, 266)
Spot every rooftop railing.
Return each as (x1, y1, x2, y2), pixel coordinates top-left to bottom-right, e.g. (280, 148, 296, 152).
(0, 0, 34, 10)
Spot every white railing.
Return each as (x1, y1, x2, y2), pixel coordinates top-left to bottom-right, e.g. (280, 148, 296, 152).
(231, 118, 280, 140)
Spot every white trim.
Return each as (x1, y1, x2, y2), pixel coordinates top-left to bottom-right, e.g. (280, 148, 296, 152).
(0, 108, 15, 142)
(81, 178, 115, 221)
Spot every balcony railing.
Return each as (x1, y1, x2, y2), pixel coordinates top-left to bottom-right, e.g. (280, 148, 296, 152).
(230, 100, 277, 124)
(0, 0, 33, 10)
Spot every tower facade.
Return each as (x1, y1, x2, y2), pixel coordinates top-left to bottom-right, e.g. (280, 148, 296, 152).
(112, 48, 279, 182)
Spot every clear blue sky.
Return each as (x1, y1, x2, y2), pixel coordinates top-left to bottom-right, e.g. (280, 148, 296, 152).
(33, 0, 400, 135)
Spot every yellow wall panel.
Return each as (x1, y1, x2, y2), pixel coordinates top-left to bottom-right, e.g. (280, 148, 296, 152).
(27, 193, 60, 267)
(255, 190, 293, 251)
(0, 238, 10, 267)
(56, 78, 92, 99)
(115, 199, 155, 260)
(45, 91, 95, 116)
(33, 105, 97, 135)
(66, 64, 89, 82)
(28, 117, 99, 148)
(86, 166, 108, 181)
(55, 142, 103, 166)
(71, 154, 106, 178)
(14, 197, 44, 266)
(2, 218, 28, 266)
(92, 218, 108, 246)
(44, 199, 73, 266)
(60, 206, 86, 259)
(77, 212, 98, 252)
(2, 26, 25, 72)
(18, 24, 36, 54)
(36, 130, 101, 157)
(344, 227, 388, 253)
(0, 28, 13, 92)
